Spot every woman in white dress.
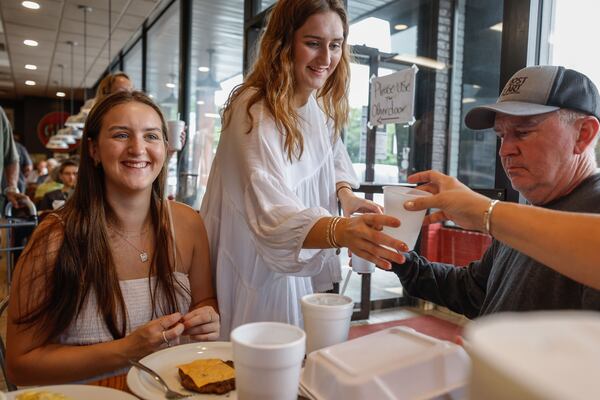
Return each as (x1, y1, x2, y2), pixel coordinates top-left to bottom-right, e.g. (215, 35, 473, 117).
(201, 0, 408, 338)
(7, 91, 219, 385)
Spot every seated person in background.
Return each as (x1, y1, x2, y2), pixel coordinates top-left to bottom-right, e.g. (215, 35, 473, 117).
(7, 91, 219, 385)
(390, 65, 600, 317)
(34, 164, 63, 202)
(26, 159, 48, 185)
(44, 158, 59, 180)
(38, 159, 78, 211)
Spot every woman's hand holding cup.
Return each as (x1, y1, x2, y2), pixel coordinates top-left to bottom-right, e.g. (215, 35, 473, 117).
(335, 214, 408, 270)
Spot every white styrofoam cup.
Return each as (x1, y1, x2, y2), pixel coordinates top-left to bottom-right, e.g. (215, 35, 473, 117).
(301, 293, 354, 354)
(383, 186, 431, 250)
(166, 120, 185, 151)
(231, 322, 305, 400)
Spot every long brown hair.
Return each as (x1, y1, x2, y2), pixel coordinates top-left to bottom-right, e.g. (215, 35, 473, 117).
(16, 91, 187, 342)
(223, 0, 350, 161)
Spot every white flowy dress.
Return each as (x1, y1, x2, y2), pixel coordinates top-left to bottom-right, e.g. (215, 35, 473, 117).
(200, 92, 358, 339)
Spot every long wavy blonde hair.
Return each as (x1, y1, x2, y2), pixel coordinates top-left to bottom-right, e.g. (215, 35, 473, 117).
(223, 0, 350, 161)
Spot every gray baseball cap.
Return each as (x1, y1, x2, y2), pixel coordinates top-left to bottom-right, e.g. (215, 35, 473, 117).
(465, 65, 600, 130)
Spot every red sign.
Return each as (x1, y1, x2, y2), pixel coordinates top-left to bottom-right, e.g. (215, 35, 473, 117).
(36, 111, 78, 152)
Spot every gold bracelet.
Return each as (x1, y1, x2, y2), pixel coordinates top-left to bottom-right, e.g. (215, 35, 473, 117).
(329, 216, 343, 248)
(336, 184, 352, 199)
(325, 217, 335, 247)
(483, 199, 500, 235)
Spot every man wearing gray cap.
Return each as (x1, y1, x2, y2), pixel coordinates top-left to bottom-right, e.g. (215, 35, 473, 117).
(391, 65, 600, 317)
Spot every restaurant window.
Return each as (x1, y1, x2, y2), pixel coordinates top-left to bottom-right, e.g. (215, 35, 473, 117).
(453, 0, 503, 188)
(179, 0, 244, 208)
(539, 0, 600, 161)
(123, 39, 143, 91)
(260, 0, 276, 11)
(146, 1, 180, 197)
(338, 0, 505, 312)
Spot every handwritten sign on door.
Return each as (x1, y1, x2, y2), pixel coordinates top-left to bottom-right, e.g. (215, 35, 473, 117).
(369, 65, 417, 126)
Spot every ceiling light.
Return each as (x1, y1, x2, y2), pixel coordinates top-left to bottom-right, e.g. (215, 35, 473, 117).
(462, 97, 476, 104)
(22, 1, 40, 9)
(393, 54, 446, 70)
(56, 91, 66, 97)
(204, 113, 220, 119)
(23, 39, 38, 47)
(25, 80, 36, 86)
(148, 94, 155, 98)
(490, 22, 502, 32)
(196, 100, 205, 105)
(24, 64, 37, 70)
(198, 66, 210, 72)
(394, 24, 408, 31)
(166, 83, 176, 89)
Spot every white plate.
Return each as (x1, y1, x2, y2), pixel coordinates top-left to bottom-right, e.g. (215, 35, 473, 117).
(5, 384, 137, 399)
(127, 341, 236, 400)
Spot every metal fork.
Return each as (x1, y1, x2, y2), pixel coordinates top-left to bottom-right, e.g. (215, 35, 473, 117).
(129, 359, 190, 399)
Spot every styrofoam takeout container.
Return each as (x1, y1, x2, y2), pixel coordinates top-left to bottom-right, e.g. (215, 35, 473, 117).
(465, 311, 600, 400)
(301, 326, 470, 400)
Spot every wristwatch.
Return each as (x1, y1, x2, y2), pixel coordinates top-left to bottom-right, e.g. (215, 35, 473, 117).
(3, 186, 19, 195)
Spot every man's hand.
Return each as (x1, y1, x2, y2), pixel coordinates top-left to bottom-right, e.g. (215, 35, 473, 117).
(5, 191, 28, 209)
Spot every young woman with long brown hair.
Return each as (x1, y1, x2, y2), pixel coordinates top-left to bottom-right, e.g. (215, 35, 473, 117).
(7, 91, 218, 385)
(200, 0, 408, 338)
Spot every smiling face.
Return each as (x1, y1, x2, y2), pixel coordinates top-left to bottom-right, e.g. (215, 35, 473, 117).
(494, 111, 580, 204)
(89, 101, 166, 196)
(292, 11, 344, 105)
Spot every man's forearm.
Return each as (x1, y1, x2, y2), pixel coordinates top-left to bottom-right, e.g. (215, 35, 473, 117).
(4, 162, 19, 188)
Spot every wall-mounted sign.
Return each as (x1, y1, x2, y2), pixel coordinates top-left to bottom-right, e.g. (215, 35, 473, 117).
(37, 112, 69, 145)
(369, 65, 418, 127)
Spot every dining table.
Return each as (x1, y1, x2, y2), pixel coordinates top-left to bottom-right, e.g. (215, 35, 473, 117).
(87, 314, 463, 396)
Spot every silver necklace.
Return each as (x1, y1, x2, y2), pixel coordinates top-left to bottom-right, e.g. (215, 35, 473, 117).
(111, 228, 149, 263)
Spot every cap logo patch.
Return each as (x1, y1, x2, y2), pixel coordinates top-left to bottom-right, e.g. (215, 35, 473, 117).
(501, 76, 528, 96)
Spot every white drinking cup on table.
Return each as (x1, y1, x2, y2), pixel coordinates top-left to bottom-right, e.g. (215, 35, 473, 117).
(166, 120, 185, 151)
(301, 293, 354, 354)
(383, 186, 432, 250)
(231, 321, 306, 400)
(351, 253, 375, 274)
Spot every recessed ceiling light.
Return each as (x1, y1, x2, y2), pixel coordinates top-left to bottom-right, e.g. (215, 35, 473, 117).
(25, 80, 36, 86)
(165, 83, 176, 88)
(24, 64, 37, 70)
(23, 39, 38, 47)
(196, 100, 205, 105)
(56, 91, 66, 97)
(198, 66, 210, 72)
(394, 24, 408, 31)
(204, 113, 220, 119)
(22, 1, 40, 10)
